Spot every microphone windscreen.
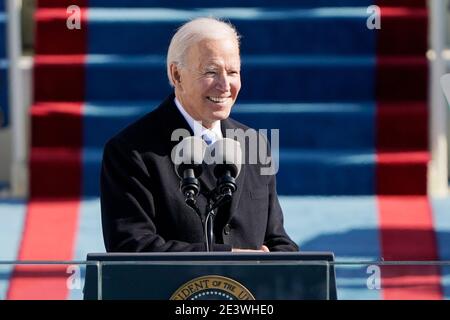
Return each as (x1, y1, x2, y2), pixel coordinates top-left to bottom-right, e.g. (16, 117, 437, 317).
(171, 136, 207, 178)
(206, 138, 242, 178)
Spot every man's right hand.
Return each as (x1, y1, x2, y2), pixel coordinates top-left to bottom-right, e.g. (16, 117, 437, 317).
(232, 245, 270, 253)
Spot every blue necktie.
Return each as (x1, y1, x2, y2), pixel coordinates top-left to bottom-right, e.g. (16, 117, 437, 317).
(202, 132, 214, 146)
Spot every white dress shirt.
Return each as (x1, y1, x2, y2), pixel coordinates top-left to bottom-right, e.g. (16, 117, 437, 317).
(174, 97, 223, 145)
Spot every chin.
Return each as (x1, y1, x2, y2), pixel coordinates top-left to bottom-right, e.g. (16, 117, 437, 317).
(211, 110, 231, 121)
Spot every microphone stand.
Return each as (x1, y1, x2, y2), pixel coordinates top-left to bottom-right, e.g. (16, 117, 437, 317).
(181, 170, 236, 252)
(183, 181, 230, 252)
(205, 200, 215, 252)
(204, 188, 233, 252)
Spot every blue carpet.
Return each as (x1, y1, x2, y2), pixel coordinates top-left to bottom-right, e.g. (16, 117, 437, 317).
(82, 101, 375, 149)
(86, 0, 373, 8)
(0, 14, 6, 58)
(87, 7, 375, 55)
(1, 196, 449, 300)
(80, 147, 377, 196)
(83, 54, 376, 102)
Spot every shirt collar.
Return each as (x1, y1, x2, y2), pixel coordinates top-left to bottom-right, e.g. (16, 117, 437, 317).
(174, 97, 223, 143)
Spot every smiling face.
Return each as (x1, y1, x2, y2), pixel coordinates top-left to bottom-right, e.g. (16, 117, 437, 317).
(171, 37, 241, 129)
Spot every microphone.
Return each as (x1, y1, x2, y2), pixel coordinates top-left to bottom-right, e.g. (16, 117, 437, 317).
(208, 138, 242, 199)
(172, 136, 207, 206)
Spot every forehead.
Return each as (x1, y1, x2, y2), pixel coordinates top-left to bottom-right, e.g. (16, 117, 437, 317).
(186, 38, 240, 68)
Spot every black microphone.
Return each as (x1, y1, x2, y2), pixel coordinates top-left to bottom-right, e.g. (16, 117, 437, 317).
(172, 136, 207, 206)
(201, 138, 242, 252)
(208, 138, 242, 200)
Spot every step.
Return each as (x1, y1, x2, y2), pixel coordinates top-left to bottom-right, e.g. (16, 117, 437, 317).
(31, 101, 428, 151)
(377, 7, 428, 56)
(33, 54, 427, 103)
(376, 56, 428, 102)
(277, 149, 428, 195)
(376, 151, 429, 195)
(277, 149, 376, 195)
(0, 13, 6, 58)
(226, 103, 375, 150)
(37, 0, 426, 9)
(30, 102, 83, 148)
(29, 147, 428, 197)
(0, 181, 8, 194)
(235, 102, 427, 151)
(29, 147, 83, 198)
(31, 101, 376, 150)
(31, 100, 428, 150)
(237, 102, 427, 151)
(376, 102, 428, 151)
(35, 7, 427, 56)
(35, 0, 373, 9)
(34, 55, 86, 102)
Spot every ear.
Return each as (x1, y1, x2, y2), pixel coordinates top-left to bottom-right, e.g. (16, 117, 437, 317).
(170, 63, 182, 87)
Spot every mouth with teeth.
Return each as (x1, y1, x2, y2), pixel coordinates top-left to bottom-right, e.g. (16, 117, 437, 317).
(206, 96, 230, 104)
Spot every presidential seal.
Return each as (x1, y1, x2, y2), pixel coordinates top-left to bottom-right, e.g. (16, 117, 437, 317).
(170, 275, 255, 300)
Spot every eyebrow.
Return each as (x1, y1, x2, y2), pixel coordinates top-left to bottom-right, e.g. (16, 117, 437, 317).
(202, 63, 240, 71)
(204, 65, 219, 70)
(202, 62, 221, 69)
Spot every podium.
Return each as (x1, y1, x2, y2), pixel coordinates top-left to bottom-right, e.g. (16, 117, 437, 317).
(83, 252, 337, 300)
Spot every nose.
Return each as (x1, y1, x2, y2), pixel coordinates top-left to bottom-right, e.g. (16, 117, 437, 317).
(215, 72, 231, 92)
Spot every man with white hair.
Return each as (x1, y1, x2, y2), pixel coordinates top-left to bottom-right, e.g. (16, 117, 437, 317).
(100, 17, 298, 252)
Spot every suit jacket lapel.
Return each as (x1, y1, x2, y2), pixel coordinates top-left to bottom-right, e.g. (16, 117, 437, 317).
(160, 94, 215, 195)
(160, 94, 193, 153)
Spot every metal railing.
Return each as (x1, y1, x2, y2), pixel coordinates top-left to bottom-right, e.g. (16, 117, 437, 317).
(0, 260, 449, 300)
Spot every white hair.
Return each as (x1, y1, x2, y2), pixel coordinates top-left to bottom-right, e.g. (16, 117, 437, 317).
(166, 17, 241, 87)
